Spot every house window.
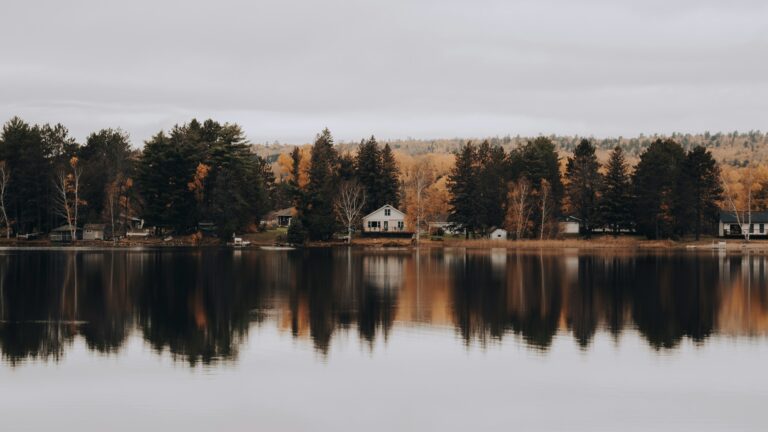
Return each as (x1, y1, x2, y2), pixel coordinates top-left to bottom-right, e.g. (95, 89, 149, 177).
(750, 224, 755, 234)
(761, 224, 765, 234)
(397, 221, 404, 229)
(384, 208, 391, 216)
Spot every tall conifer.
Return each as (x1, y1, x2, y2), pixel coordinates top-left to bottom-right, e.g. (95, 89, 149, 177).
(599, 146, 632, 234)
(565, 139, 601, 237)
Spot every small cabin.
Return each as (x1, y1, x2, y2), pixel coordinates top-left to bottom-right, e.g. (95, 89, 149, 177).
(489, 228, 508, 240)
(362, 205, 406, 233)
(50, 225, 82, 242)
(264, 207, 295, 228)
(559, 216, 581, 236)
(275, 208, 294, 227)
(83, 224, 106, 241)
(719, 210, 768, 238)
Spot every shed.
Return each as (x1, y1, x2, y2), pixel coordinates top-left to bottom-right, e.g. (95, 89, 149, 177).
(489, 228, 508, 240)
(83, 224, 106, 241)
(559, 216, 581, 235)
(50, 225, 82, 242)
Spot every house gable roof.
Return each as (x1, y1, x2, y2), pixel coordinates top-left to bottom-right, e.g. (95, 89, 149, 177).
(720, 210, 768, 224)
(362, 204, 405, 220)
(52, 225, 80, 232)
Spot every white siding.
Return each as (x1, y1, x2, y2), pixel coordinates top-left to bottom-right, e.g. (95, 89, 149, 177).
(362, 205, 407, 232)
(489, 229, 507, 240)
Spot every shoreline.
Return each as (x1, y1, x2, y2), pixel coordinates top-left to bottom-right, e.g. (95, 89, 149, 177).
(1, 235, 767, 252)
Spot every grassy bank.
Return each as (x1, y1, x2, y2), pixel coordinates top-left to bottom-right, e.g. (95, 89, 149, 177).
(2, 231, 767, 252)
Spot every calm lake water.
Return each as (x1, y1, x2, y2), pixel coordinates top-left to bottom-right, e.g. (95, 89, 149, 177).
(0, 247, 766, 431)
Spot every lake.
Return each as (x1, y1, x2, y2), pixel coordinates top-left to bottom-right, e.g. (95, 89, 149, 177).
(0, 247, 766, 431)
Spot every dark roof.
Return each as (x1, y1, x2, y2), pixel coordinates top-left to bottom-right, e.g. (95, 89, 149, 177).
(558, 215, 582, 223)
(275, 208, 295, 217)
(719, 210, 768, 224)
(52, 225, 80, 232)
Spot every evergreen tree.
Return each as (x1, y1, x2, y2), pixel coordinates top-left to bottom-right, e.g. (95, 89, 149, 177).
(288, 146, 303, 207)
(379, 143, 400, 208)
(79, 128, 133, 222)
(599, 146, 633, 234)
(0, 118, 76, 233)
(355, 136, 382, 213)
(300, 128, 339, 241)
(476, 140, 508, 232)
(286, 218, 307, 245)
(137, 119, 273, 236)
(680, 146, 723, 240)
(447, 142, 480, 237)
(137, 130, 198, 232)
(565, 139, 601, 237)
(633, 139, 685, 239)
(338, 152, 357, 181)
(509, 137, 563, 235)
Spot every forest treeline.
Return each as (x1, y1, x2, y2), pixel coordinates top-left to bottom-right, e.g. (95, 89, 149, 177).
(0, 116, 756, 242)
(0, 117, 274, 238)
(446, 138, 722, 239)
(255, 130, 768, 166)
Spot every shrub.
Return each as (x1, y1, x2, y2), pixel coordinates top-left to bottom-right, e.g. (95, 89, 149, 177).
(286, 220, 307, 245)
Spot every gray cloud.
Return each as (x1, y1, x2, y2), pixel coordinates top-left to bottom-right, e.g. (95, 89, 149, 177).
(1, 0, 766, 145)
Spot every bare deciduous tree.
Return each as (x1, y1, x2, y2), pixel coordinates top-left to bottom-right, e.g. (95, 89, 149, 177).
(54, 157, 83, 241)
(721, 170, 752, 242)
(407, 160, 435, 245)
(334, 181, 366, 244)
(0, 162, 10, 238)
(505, 177, 532, 239)
(539, 179, 551, 240)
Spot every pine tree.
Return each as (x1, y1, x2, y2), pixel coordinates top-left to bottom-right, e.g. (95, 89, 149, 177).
(633, 139, 685, 239)
(476, 140, 508, 232)
(681, 146, 723, 240)
(338, 152, 356, 181)
(447, 142, 480, 237)
(79, 128, 133, 222)
(599, 146, 633, 234)
(0, 118, 77, 233)
(137, 130, 198, 232)
(379, 143, 400, 208)
(137, 119, 273, 236)
(565, 139, 601, 237)
(509, 137, 563, 236)
(301, 128, 339, 240)
(355, 136, 382, 213)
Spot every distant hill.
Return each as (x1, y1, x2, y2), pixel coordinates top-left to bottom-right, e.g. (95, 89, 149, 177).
(252, 131, 768, 167)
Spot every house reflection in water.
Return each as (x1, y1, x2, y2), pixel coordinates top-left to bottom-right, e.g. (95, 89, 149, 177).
(363, 254, 406, 292)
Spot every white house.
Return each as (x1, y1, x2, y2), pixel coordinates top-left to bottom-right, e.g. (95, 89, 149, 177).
(719, 210, 768, 237)
(489, 228, 508, 240)
(559, 216, 581, 235)
(83, 224, 106, 241)
(362, 204, 407, 233)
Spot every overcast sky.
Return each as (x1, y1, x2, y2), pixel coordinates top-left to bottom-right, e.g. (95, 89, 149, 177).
(1, 0, 766, 145)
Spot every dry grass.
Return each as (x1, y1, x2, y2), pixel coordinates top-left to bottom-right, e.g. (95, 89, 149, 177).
(437, 236, 679, 250)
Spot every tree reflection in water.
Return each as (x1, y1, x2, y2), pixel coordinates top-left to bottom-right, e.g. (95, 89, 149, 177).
(0, 248, 766, 366)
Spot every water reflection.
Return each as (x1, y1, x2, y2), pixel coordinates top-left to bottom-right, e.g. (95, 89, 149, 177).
(1, 248, 767, 366)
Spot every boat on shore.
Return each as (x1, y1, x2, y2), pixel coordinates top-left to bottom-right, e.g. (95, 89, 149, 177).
(260, 245, 295, 251)
(227, 236, 251, 247)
